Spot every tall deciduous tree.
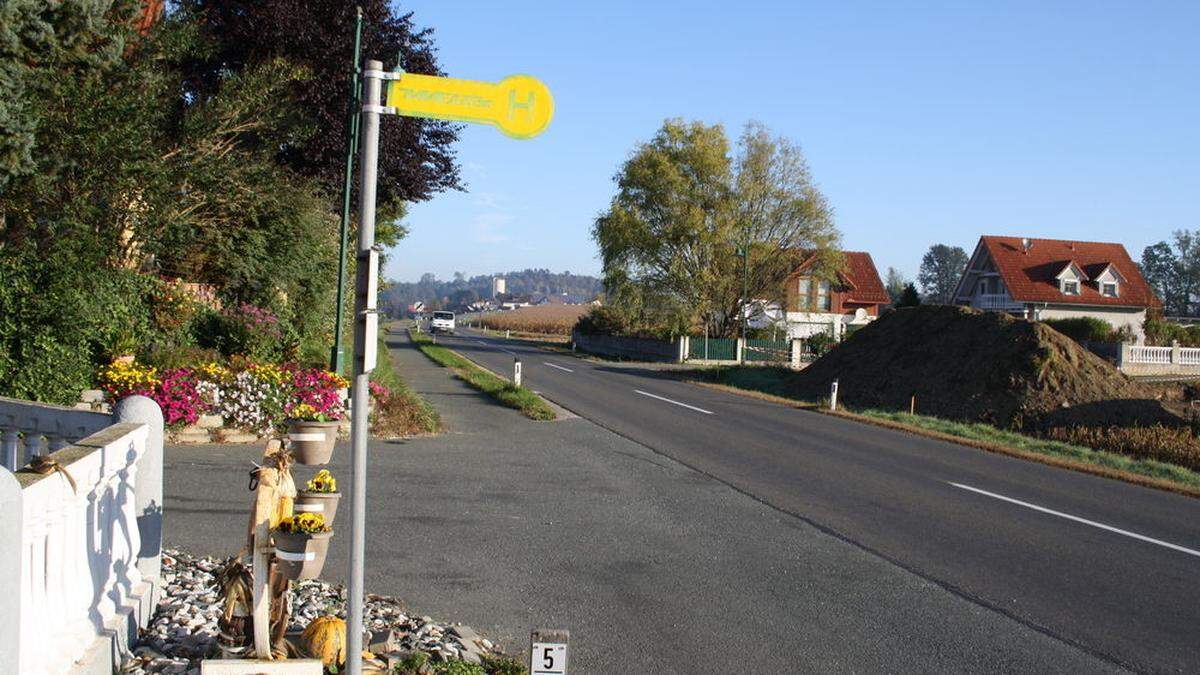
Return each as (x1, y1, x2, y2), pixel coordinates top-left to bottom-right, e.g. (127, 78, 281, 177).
(1141, 231, 1200, 316)
(917, 244, 969, 305)
(884, 266, 909, 304)
(176, 0, 462, 230)
(593, 119, 841, 337)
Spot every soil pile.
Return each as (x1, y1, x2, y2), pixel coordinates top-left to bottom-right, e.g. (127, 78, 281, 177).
(790, 305, 1179, 429)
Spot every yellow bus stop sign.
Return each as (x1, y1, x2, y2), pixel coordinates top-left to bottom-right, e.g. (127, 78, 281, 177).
(386, 72, 554, 139)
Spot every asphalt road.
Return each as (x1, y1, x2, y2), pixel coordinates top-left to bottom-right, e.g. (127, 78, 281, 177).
(434, 326, 1200, 673)
(167, 330, 1126, 673)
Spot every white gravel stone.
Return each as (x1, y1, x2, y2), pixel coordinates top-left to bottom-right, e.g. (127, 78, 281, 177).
(120, 548, 507, 674)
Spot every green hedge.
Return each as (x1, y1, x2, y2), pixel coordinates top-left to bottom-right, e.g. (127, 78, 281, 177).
(1042, 317, 1117, 343)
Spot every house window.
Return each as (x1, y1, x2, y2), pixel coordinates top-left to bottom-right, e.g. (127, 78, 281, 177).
(817, 280, 831, 311)
(1101, 281, 1118, 297)
(797, 278, 811, 310)
(1061, 280, 1080, 295)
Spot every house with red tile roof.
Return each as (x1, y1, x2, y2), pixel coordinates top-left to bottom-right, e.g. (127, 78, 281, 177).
(783, 250, 891, 339)
(952, 236, 1160, 343)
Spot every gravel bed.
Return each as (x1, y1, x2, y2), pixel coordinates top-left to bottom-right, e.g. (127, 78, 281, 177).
(123, 549, 504, 674)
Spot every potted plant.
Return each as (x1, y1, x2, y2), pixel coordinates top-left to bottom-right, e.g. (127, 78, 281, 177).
(272, 513, 333, 580)
(286, 403, 340, 465)
(294, 469, 341, 526)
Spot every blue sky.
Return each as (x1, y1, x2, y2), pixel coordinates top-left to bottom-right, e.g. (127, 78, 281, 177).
(387, 1, 1199, 284)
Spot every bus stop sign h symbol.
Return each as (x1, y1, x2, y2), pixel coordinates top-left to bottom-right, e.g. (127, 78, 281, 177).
(344, 62, 553, 675)
(383, 71, 554, 139)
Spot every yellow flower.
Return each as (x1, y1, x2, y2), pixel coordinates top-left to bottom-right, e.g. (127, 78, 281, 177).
(291, 402, 319, 419)
(306, 469, 337, 493)
(248, 363, 286, 385)
(279, 512, 328, 534)
(195, 362, 231, 382)
(98, 360, 159, 393)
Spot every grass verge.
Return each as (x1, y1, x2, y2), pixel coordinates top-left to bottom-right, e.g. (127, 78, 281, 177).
(690, 367, 1200, 497)
(368, 336, 442, 437)
(409, 329, 556, 421)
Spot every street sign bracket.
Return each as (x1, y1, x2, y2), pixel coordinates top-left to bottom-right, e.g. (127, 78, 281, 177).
(362, 69, 403, 80)
(362, 104, 398, 115)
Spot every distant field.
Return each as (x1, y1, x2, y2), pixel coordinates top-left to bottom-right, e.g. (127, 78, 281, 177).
(478, 304, 591, 335)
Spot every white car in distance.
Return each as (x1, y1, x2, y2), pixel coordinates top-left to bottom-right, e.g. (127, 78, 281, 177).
(430, 311, 456, 334)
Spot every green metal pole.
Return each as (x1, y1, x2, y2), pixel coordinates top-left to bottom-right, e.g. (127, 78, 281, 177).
(332, 7, 365, 374)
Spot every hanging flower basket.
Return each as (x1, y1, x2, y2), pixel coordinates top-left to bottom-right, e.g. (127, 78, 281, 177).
(286, 419, 339, 465)
(273, 514, 333, 580)
(295, 470, 341, 525)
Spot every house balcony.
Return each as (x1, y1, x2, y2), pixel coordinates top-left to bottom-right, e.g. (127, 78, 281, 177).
(971, 294, 1024, 312)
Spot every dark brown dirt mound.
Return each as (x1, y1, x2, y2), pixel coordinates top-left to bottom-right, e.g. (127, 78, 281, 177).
(790, 305, 1179, 429)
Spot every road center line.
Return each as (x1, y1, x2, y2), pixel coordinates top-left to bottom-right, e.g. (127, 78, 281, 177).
(634, 389, 714, 415)
(543, 362, 574, 373)
(949, 482, 1200, 559)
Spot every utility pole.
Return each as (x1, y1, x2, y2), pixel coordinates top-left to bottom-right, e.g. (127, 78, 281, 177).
(331, 7, 364, 374)
(739, 235, 750, 340)
(346, 58, 382, 675)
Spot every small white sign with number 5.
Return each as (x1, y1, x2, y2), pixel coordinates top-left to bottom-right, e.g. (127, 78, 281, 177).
(531, 642, 567, 674)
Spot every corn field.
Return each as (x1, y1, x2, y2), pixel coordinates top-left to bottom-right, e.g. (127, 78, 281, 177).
(478, 305, 592, 335)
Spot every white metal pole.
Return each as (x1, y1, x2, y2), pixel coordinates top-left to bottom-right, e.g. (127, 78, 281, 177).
(346, 58, 383, 675)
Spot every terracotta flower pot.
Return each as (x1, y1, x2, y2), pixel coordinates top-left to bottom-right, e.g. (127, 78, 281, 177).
(287, 419, 339, 465)
(273, 529, 333, 580)
(294, 490, 341, 526)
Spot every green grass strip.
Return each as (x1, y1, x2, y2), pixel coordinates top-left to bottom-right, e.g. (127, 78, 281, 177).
(695, 365, 1200, 495)
(858, 409, 1200, 491)
(409, 329, 556, 421)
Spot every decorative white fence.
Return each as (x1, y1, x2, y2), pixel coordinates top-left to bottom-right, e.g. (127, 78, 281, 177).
(0, 395, 163, 674)
(1114, 342, 1200, 375)
(1127, 346, 1173, 365)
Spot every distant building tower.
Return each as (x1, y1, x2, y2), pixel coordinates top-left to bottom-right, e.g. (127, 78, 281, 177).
(491, 276, 506, 298)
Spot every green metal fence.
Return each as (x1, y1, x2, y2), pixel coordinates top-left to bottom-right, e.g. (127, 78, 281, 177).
(687, 336, 738, 361)
(744, 338, 790, 363)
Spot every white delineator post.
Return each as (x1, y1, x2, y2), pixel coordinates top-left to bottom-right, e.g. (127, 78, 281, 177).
(514, 358, 523, 387)
(830, 378, 839, 411)
(346, 59, 384, 675)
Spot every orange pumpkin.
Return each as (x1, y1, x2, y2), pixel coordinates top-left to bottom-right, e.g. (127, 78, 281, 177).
(301, 615, 347, 667)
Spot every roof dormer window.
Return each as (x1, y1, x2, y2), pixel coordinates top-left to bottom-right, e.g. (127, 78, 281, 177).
(1101, 281, 1118, 297)
(1061, 279, 1080, 295)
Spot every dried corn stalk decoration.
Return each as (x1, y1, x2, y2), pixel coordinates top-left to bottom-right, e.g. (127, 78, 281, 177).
(244, 439, 299, 659)
(215, 558, 255, 657)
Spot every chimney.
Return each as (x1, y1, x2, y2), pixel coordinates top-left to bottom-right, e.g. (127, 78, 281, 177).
(1021, 238, 1032, 254)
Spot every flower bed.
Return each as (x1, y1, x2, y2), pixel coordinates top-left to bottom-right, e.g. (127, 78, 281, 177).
(95, 359, 386, 436)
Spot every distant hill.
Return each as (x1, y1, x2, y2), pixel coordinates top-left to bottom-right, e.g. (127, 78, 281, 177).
(382, 268, 603, 314)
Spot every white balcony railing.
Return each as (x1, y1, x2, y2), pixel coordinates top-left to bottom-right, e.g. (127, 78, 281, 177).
(972, 294, 1023, 311)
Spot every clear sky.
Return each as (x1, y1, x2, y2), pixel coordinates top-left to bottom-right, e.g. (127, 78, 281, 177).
(386, 1, 1199, 284)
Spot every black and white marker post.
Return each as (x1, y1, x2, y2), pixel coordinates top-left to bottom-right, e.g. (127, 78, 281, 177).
(346, 59, 384, 675)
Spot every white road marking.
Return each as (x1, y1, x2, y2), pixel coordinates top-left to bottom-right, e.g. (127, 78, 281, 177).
(949, 482, 1200, 559)
(472, 337, 515, 356)
(543, 362, 574, 373)
(634, 389, 714, 415)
